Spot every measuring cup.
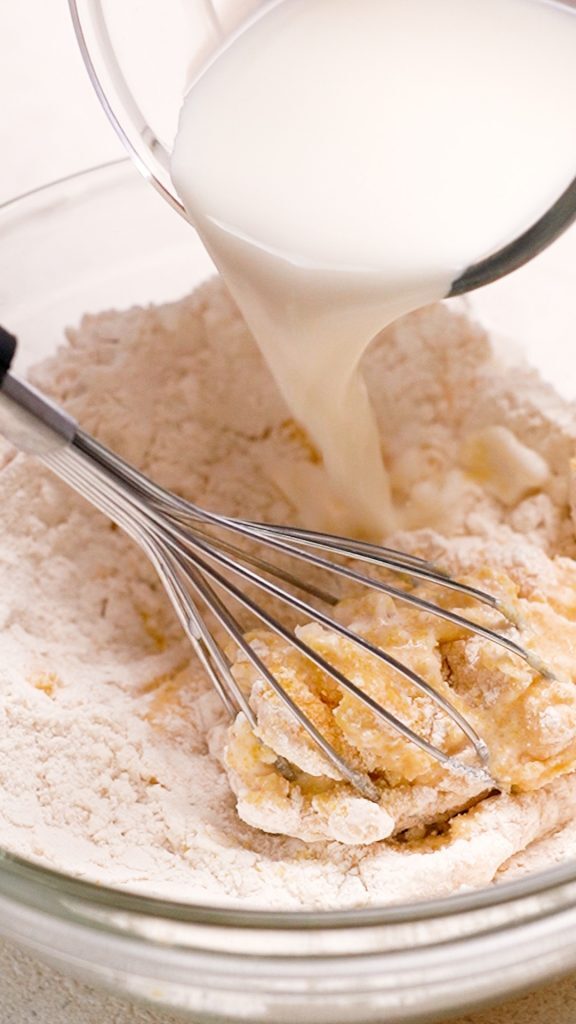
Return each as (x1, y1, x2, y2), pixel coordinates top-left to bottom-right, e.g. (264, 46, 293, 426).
(69, 0, 576, 297)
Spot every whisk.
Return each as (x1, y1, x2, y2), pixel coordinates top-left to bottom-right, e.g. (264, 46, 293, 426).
(0, 326, 551, 801)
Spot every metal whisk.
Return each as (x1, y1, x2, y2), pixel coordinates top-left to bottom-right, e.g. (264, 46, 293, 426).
(0, 327, 551, 801)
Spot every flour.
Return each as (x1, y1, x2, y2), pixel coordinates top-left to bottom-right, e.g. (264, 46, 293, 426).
(1, 279, 576, 909)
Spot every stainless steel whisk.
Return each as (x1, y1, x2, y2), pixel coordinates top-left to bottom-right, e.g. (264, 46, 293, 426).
(0, 327, 551, 800)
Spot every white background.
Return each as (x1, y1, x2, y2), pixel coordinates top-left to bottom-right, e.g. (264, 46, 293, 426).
(2, 2, 576, 1022)
(1, 1, 121, 202)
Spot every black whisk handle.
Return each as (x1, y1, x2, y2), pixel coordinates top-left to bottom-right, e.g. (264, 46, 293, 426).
(0, 326, 17, 381)
(0, 326, 77, 454)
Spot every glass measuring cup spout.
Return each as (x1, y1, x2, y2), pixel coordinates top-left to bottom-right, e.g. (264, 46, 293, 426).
(69, 0, 576, 298)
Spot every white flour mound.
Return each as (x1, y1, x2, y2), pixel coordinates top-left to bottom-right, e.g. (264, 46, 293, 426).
(1, 279, 576, 909)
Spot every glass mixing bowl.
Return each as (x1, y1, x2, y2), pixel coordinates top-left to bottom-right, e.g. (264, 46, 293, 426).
(3, 159, 576, 1024)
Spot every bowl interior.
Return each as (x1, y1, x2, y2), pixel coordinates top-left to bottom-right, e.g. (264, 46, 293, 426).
(2, 160, 576, 928)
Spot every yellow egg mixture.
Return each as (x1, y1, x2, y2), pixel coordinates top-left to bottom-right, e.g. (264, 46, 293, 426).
(215, 548, 576, 845)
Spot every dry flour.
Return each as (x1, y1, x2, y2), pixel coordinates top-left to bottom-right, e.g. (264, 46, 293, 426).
(1, 279, 576, 909)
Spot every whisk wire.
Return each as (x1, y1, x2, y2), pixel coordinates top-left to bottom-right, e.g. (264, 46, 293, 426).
(1, 333, 554, 802)
(168, 535, 495, 789)
(75, 433, 497, 607)
(159, 527, 493, 772)
(176, 550, 381, 799)
(44, 441, 378, 791)
(47, 437, 493, 786)
(73, 433, 530, 671)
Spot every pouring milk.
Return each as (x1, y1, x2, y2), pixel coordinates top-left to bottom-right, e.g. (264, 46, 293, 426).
(172, 0, 576, 536)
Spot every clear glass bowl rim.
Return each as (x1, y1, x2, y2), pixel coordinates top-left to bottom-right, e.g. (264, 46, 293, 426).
(2, 159, 576, 937)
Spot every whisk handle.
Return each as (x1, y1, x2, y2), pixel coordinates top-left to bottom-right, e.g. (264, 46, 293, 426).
(0, 327, 16, 376)
(0, 327, 77, 455)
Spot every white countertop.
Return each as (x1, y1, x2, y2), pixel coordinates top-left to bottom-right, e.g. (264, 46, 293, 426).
(2, 932, 576, 1024)
(2, 3, 576, 1023)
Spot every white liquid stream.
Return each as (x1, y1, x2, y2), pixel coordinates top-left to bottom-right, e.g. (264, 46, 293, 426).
(172, 0, 576, 536)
